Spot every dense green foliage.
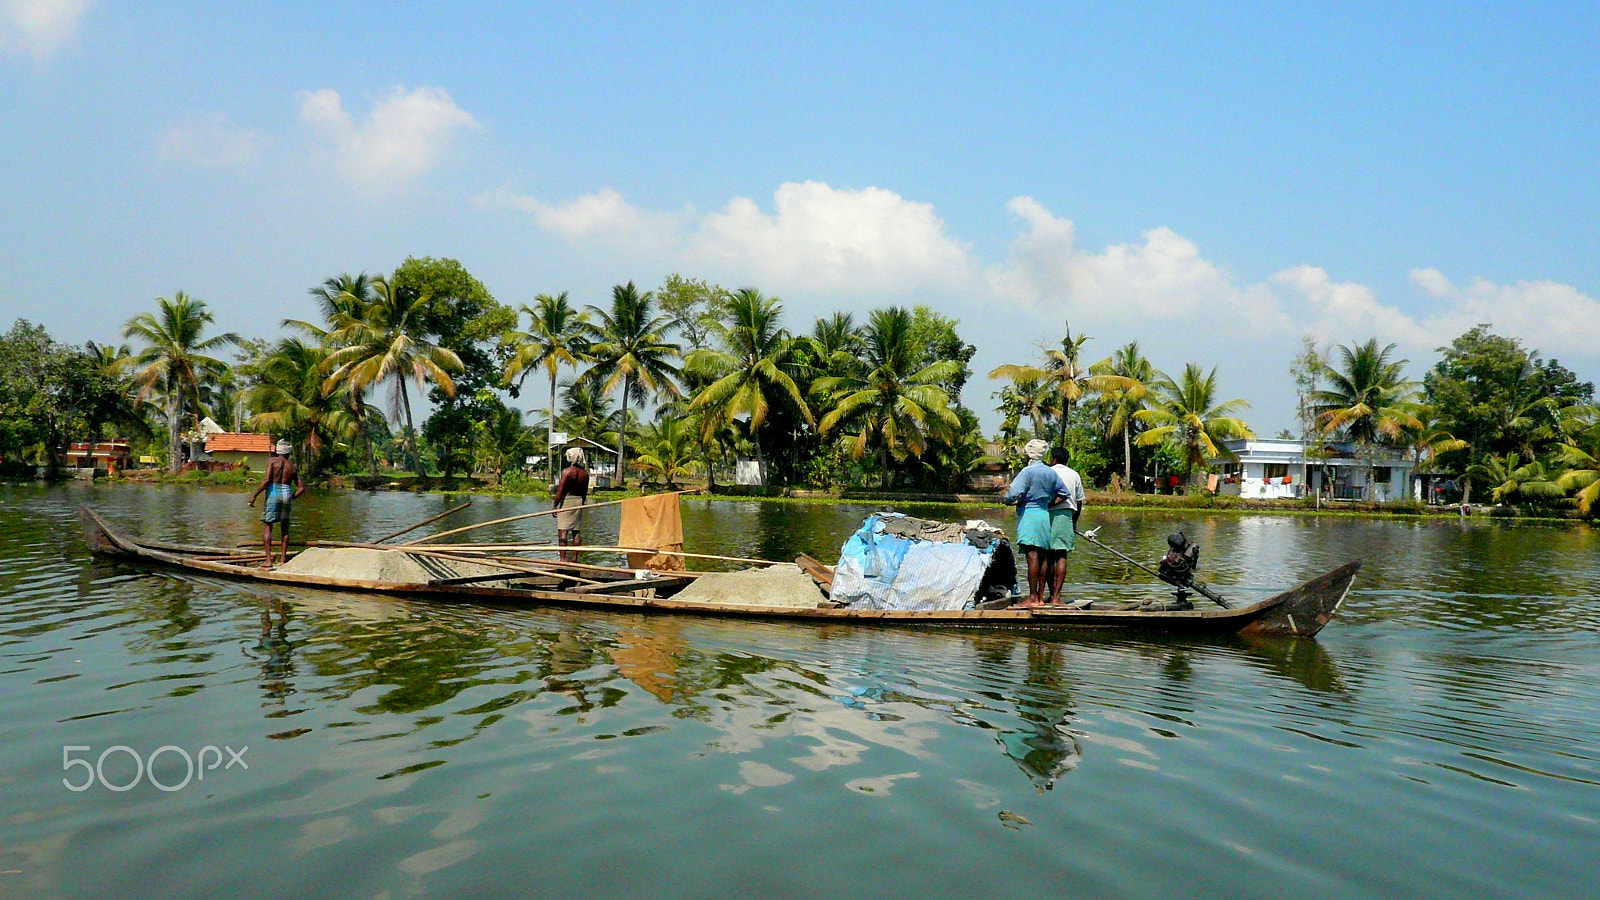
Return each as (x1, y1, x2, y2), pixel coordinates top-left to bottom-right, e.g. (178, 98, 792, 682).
(7, 269, 1597, 516)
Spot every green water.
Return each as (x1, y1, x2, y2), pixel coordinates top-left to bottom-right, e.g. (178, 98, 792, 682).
(2, 483, 1598, 899)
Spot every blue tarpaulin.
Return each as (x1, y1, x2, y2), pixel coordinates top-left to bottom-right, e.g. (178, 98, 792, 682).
(831, 515, 997, 611)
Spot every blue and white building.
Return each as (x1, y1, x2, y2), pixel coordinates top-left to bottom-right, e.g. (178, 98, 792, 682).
(1210, 439, 1415, 501)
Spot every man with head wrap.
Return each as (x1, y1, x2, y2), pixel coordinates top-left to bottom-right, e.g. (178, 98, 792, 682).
(1002, 439, 1068, 607)
(552, 446, 589, 561)
(1046, 446, 1086, 605)
(248, 439, 304, 568)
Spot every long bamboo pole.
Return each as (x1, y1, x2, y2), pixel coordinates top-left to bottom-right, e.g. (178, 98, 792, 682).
(400, 491, 698, 546)
(437, 544, 788, 567)
(370, 501, 473, 544)
(306, 539, 676, 578)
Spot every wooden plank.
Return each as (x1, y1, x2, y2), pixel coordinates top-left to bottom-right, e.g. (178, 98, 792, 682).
(570, 575, 695, 595)
(794, 553, 834, 587)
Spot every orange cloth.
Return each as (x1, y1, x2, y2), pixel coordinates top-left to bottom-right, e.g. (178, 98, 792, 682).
(618, 493, 685, 571)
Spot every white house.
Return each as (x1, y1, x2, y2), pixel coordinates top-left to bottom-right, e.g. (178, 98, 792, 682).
(1210, 439, 1415, 501)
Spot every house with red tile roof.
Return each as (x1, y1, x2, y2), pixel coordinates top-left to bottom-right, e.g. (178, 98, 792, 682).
(204, 432, 274, 471)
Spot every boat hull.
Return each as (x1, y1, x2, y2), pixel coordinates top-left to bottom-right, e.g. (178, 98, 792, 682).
(79, 507, 1357, 638)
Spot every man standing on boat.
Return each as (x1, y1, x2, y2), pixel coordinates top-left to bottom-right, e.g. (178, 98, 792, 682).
(248, 439, 304, 568)
(1047, 446, 1086, 607)
(552, 446, 589, 562)
(1003, 439, 1068, 608)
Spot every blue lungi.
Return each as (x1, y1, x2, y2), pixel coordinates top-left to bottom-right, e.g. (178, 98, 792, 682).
(261, 484, 293, 524)
(1015, 506, 1052, 549)
(1048, 508, 1075, 552)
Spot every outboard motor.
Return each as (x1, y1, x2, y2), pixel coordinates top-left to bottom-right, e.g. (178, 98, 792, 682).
(1157, 532, 1200, 589)
(1155, 531, 1229, 607)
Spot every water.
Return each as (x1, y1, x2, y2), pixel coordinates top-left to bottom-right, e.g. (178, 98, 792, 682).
(2, 483, 1598, 899)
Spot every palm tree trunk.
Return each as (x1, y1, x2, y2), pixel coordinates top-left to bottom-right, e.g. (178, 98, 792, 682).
(400, 378, 418, 476)
(1123, 422, 1132, 486)
(167, 394, 183, 473)
(548, 370, 558, 486)
(881, 442, 890, 491)
(617, 374, 629, 488)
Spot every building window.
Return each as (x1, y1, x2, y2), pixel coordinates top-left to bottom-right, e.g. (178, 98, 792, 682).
(1373, 466, 1392, 484)
(1264, 463, 1289, 480)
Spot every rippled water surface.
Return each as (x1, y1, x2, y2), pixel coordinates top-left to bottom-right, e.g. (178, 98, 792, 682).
(3, 483, 1598, 899)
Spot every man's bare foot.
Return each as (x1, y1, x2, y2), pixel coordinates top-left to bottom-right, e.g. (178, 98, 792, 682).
(1015, 597, 1043, 608)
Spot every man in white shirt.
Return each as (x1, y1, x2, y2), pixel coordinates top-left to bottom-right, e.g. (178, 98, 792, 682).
(1046, 446, 1086, 606)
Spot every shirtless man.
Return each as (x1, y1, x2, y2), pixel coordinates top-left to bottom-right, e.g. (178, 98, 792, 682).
(552, 447, 589, 562)
(248, 440, 304, 568)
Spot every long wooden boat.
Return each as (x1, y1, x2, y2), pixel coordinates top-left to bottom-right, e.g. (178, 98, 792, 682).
(79, 507, 1357, 638)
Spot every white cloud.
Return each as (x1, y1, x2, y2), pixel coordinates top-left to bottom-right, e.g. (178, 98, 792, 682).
(158, 114, 261, 168)
(1406, 268, 1600, 360)
(986, 196, 1280, 327)
(1273, 265, 1432, 346)
(297, 86, 478, 193)
(476, 185, 688, 251)
(1, 0, 90, 60)
(686, 181, 972, 293)
(502, 180, 971, 294)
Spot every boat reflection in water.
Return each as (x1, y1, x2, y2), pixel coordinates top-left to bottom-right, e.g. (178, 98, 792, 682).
(186, 566, 1349, 798)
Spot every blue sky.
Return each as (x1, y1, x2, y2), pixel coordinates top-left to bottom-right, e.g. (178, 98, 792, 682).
(4, 1, 1598, 434)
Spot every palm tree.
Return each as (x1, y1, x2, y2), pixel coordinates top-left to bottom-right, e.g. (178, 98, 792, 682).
(471, 406, 536, 485)
(1312, 339, 1422, 443)
(121, 292, 240, 471)
(295, 272, 378, 337)
(1466, 452, 1566, 505)
(1312, 339, 1422, 499)
(993, 369, 1060, 439)
(990, 322, 1114, 443)
(808, 312, 863, 369)
(1091, 340, 1160, 487)
(581, 282, 682, 487)
(1134, 363, 1254, 480)
(291, 273, 384, 473)
(322, 275, 462, 476)
(503, 292, 589, 483)
(246, 338, 358, 477)
(634, 416, 699, 488)
(1403, 404, 1469, 503)
(685, 288, 812, 473)
(1041, 324, 1096, 440)
(813, 307, 962, 489)
(82, 340, 148, 445)
(556, 377, 619, 445)
(1553, 404, 1600, 514)
(1556, 444, 1600, 514)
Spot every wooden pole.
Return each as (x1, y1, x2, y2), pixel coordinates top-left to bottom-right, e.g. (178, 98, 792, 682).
(410, 550, 606, 585)
(440, 544, 787, 567)
(300, 540, 680, 583)
(400, 491, 698, 545)
(369, 501, 473, 544)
